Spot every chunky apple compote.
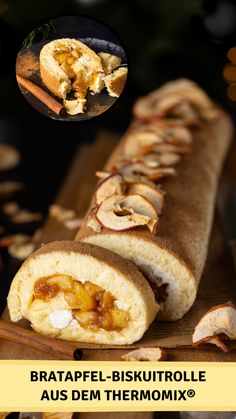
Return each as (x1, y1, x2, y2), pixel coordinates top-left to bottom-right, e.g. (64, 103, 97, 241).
(33, 275, 129, 331)
(53, 44, 88, 99)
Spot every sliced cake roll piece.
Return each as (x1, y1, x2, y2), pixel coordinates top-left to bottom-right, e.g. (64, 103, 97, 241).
(7, 241, 157, 345)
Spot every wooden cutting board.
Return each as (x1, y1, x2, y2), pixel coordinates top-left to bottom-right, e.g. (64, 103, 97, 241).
(1, 130, 236, 364)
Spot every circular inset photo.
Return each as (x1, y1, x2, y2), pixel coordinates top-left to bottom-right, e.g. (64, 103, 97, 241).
(16, 15, 128, 121)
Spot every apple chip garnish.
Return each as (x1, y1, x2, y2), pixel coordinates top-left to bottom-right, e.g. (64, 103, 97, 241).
(118, 162, 176, 182)
(0, 181, 24, 197)
(134, 79, 220, 125)
(87, 210, 103, 232)
(95, 170, 111, 180)
(143, 142, 191, 156)
(133, 94, 196, 122)
(127, 182, 165, 214)
(11, 209, 42, 224)
(139, 152, 181, 167)
(165, 100, 200, 126)
(123, 129, 164, 156)
(124, 123, 192, 156)
(64, 217, 83, 230)
(0, 144, 20, 171)
(95, 173, 124, 204)
(192, 302, 236, 352)
(123, 152, 180, 168)
(0, 234, 26, 248)
(49, 204, 76, 222)
(121, 347, 166, 361)
(9, 241, 35, 260)
(96, 194, 159, 232)
(161, 125, 192, 146)
(151, 78, 219, 121)
(149, 95, 200, 125)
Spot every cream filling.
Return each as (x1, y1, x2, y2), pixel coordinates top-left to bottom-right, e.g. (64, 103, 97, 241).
(115, 300, 130, 311)
(49, 309, 73, 329)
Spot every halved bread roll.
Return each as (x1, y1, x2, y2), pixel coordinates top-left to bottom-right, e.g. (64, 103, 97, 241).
(76, 79, 233, 321)
(7, 241, 157, 345)
(40, 38, 104, 100)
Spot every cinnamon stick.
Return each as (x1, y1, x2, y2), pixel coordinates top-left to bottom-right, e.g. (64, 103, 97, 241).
(16, 74, 65, 116)
(0, 319, 81, 360)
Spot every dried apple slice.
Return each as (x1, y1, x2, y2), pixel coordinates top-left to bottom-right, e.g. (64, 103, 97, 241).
(152, 95, 197, 120)
(87, 209, 103, 232)
(118, 162, 176, 182)
(95, 170, 111, 180)
(123, 129, 164, 156)
(121, 347, 166, 361)
(157, 152, 181, 166)
(192, 302, 236, 352)
(150, 79, 217, 119)
(154, 95, 188, 118)
(135, 153, 161, 168)
(124, 173, 157, 188)
(142, 142, 191, 155)
(95, 173, 124, 205)
(96, 194, 158, 232)
(133, 94, 192, 121)
(124, 124, 192, 156)
(162, 125, 192, 146)
(121, 152, 180, 168)
(139, 152, 181, 167)
(133, 96, 159, 119)
(127, 183, 165, 214)
(121, 194, 158, 218)
(166, 100, 200, 126)
(133, 79, 218, 123)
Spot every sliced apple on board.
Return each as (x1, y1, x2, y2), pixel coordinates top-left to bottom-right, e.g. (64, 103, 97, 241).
(192, 302, 236, 353)
(127, 182, 165, 215)
(96, 194, 159, 233)
(95, 173, 124, 204)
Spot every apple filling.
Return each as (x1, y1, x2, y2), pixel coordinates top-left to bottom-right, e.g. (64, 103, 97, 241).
(33, 275, 129, 331)
(53, 44, 88, 99)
